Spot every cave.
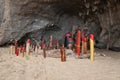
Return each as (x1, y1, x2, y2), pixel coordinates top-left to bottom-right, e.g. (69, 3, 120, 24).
(0, 0, 120, 51)
(1, 1, 120, 80)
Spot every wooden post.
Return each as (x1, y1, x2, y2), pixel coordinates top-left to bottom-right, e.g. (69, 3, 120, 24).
(43, 43, 46, 58)
(60, 44, 66, 62)
(15, 41, 18, 55)
(12, 45, 15, 55)
(82, 33, 84, 54)
(26, 39, 30, 56)
(48, 35, 53, 49)
(33, 45, 36, 52)
(83, 37, 88, 54)
(35, 45, 39, 54)
(20, 45, 23, 53)
(16, 48, 19, 56)
(10, 44, 14, 55)
(22, 47, 25, 57)
(55, 40, 60, 49)
(75, 29, 81, 57)
(41, 39, 45, 50)
(90, 34, 94, 61)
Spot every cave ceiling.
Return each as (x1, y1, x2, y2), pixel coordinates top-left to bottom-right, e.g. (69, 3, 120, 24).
(14, 0, 120, 21)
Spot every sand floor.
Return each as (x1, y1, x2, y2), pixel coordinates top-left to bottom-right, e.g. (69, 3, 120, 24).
(0, 47, 120, 80)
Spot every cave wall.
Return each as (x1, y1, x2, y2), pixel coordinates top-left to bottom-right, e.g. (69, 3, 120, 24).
(97, 4, 120, 50)
(0, 0, 4, 26)
(0, 0, 56, 44)
(0, 0, 5, 43)
(0, 0, 120, 51)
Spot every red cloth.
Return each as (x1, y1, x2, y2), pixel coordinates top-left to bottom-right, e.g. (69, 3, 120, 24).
(75, 29, 81, 56)
(64, 32, 72, 37)
(75, 47, 80, 56)
(16, 48, 19, 56)
(20, 45, 23, 51)
(90, 34, 94, 40)
(82, 37, 88, 42)
(27, 39, 30, 43)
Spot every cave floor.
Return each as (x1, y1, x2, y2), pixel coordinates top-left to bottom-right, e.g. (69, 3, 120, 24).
(0, 47, 120, 80)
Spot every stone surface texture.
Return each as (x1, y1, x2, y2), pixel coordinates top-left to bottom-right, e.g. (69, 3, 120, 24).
(0, 0, 120, 51)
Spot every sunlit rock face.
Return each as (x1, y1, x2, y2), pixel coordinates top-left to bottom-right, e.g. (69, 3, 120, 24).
(0, 0, 120, 51)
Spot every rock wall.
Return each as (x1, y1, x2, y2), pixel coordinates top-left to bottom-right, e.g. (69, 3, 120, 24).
(0, 0, 54, 44)
(0, 0, 4, 25)
(0, 0, 120, 51)
(97, 4, 120, 51)
(0, 0, 5, 43)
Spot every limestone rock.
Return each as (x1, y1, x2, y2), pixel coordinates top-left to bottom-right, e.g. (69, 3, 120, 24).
(0, 0, 120, 51)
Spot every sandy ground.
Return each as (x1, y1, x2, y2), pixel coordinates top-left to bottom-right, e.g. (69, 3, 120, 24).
(0, 47, 120, 80)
